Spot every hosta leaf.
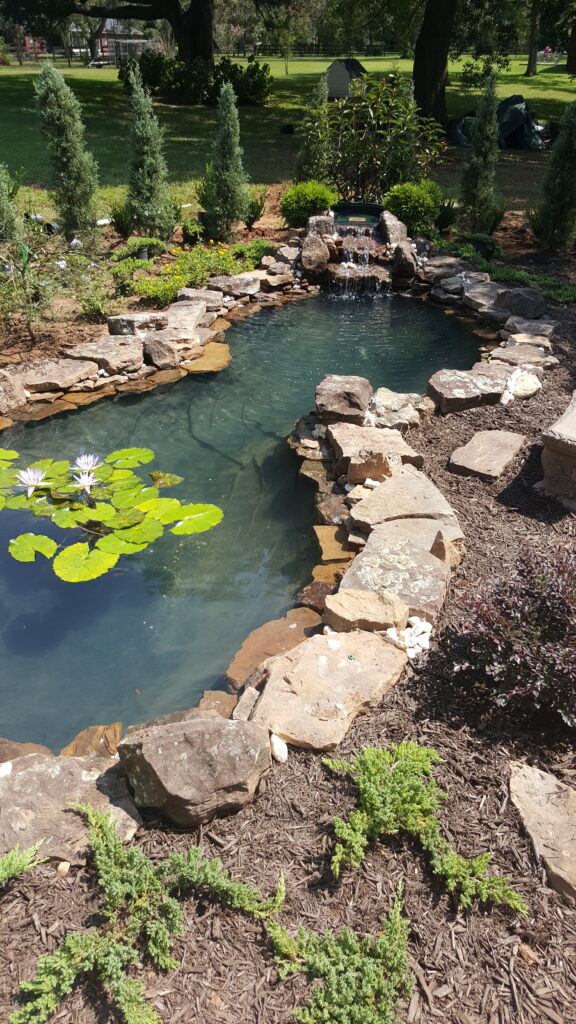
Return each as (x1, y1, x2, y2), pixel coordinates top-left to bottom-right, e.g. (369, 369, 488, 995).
(53, 543, 119, 582)
(114, 518, 164, 544)
(52, 507, 82, 528)
(171, 504, 223, 535)
(136, 497, 181, 524)
(113, 486, 144, 510)
(105, 447, 155, 468)
(0, 449, 19, 461)
(9, 533, 58, 563)
(149, 471, 183, 488)
(96, 535, 148, 555)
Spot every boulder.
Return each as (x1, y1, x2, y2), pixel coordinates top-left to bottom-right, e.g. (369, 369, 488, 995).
(226, 607, 322, 690)
(449, 430, 526, 482)
(176, 287, 223, 310)
(488, 344, 557, 369)
(67, 337, 144, 375)
(18, 358, 99, 393)
(306, 214, 335, 236)
(117, 714, 270, 826)
(261, 273, 295, 291)
(164, 300, 207, 332)
(0, 755, 141, 863)
(511, 371, 542, 400)
(494, 287, 547, 319)
(301, 234, 330, 277)
(379, 211, 408, 247)
(0, 369, 26, 414)
(507, 331, 553, 351)
(295, 580, 336, 613)
(326, 423, 423, 481)
(350, 465, 460, 533)
(462, 281, 506, 310)
(510, 761, 576, 904)
(391, 240, 417, 284)
(316, 491, 350, 525)
(0, 737, 52, 761)
(108, 312, 168, 335)
(315, 374, 372, 425)
(421, 256, 464, 284)
(427, 364, 511, 413)
(369, 388, 421, 431)
(144, 335, 187, 370)
(249, 631, 407, 749)
(208, 274, 262, 297)
(60, 722, 122, 758)
(538, 390, 576, 507)
(276, 245, 300, 264)
(324, 589, 409, 632)
(500, 316, 556, 339)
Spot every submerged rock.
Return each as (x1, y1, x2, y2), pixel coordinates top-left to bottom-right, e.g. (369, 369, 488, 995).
(226, 607, 322, 690)
(60, 721, 122, 758)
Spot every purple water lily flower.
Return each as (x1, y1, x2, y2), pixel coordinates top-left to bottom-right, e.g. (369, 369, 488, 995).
(73, 453, 101, 472)
(16, 467, 49, 497)
(73, 471, 99, 494)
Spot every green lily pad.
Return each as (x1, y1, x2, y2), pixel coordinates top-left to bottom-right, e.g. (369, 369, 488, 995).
(107, 509, 145, 529)
(115, 518, 164, 544)
(0, 495, 4, 511)
(113, 486, 145, 510)
(52, 507, 82, 528)
(171, 504, 223, 535)
(137, 497, 182, 524)
(53, 543, 119, 582)
(105, 447, 155, 469)
(0, 449, 19, 461)
(74, 502, 117, 524)
(96, 534, 148, 555)
(149, 471, 184, 488)
(9, 533, 58, 563)
(0, 467, 18, 488)
(4, 493, 27, 510)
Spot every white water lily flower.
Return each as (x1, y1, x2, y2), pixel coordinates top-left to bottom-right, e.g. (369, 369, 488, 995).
(16, 467, 49, 497)
(73, 453, 101, 472)
(73, 471, 98, 493)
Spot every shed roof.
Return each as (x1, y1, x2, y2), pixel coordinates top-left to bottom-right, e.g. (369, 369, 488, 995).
(328, 58, 367, 77)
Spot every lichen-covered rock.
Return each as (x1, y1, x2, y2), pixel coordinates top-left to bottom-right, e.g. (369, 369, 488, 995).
(488, 344, 557, 369)
(108, 311, 168, 335)
(324, 589, 409, 632)
(226, 607, 322, 690)
(427, 365, 511, 413)
(67, 337, 144, 375)
(209, 274, 262, 297)
(421, 256, 464, 284)
(378, 211, 408, 247)
(315, 374, 373, 425)
(118, 713, 271, 826)
(369, 387, 421, 430)
(462, 281, 505, 310)
(350, 465, 460, 534)
(301, 234, 330, 277)
(0, 369, 26, 414)
(306, 215, 335, 236)
(18, 358, 100, 393)
(326, 422, 423, 481)
(176, 287, 224, 309)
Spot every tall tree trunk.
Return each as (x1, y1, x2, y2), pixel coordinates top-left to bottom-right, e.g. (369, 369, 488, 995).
(171, 0, 214, 63)
(88, 17, 107, 61)
(524, 0, 540, 76)
(413, 0, 458, 123)
(567, 18, 576, 74)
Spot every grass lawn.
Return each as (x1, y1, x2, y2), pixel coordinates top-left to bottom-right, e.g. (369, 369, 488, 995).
(0, 55, 574, 218)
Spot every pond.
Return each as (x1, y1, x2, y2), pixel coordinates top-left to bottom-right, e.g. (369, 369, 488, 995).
(0, 294, 479, 751)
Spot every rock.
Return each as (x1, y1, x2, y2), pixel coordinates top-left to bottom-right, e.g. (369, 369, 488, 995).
(449, 430, 525, 481)
(316, 491, 350, 525)
(67, 337, 144, 375)
(10, 398, 77, 421)
(430, 530, 465, 567)
(326, 423, 423, 481)
(430, 285, 458, 305)
(195, 690, 237, 718)
(509, 761, 576, 905)
(315, 374, 372, 425)
(210, 317, 232, 332)
(350, 465, 460, 533)
(261, 273, 295, 291)
(478, 306, 511, 326)
(313, 524, 354, 562)
(117, 715, 271, 826)
(391, 240, 417, 283)
(0, 416, 14, 430)
(312, 561, 352, 584)
(184, 342, 231, 373)
(379, 211, 408, 247)
(369, 388, 421, 431)
(427, 364, 511, 413)
(299, 459, 333, 489)
(144, 335, 187, 370)
(124, 707, 219, 738)
(538, 389, 576, 507)
(209, 273, 261, 297)
(60, 722, 122, 758)
(0, 755, 141, 863)
(149, 367, 187, 385)
(232, 686, 262, 722)
(276, 245, 300, 263)
(226, 607, 322, 690)
(501, 316, 556, 339)
(324, 589, 409, 632)
(494, 287, 547, 319)
(0, 369, 26, 414)
(507, 332, 553, 351)
(108, 312, 168, 335)
(340, 526, 451, 621)
(295, 580, 336, 613)
(462, 281, 506, 310)
(421, 256, 464, 284)
(0, 737, 52, 761)
(488, 344, 558, 368)
(270, 734, 288, 763)
(306, 214, 335, 236)
(176, 287, 223, 310)
(511, 371, 542, 400)
(18, 359, 99, 393)
(249, 631, 407, 750)
(301, 234, 330, 278)
(164, 300, 207, 332)
(373, 515, 464, 547)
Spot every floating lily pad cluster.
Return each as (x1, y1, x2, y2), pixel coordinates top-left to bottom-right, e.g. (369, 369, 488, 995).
(0, 447, 223, 583)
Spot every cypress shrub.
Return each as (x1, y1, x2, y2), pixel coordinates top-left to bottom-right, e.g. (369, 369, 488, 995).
(125, 65, 177, 239)
(529, 100, 576, 250)
(459, 75, 504, 234)
(197, 81, 250, 241)
(296, 73, 330, 182)
(34, 64, 98, 240)
(0, 163, 23, 241)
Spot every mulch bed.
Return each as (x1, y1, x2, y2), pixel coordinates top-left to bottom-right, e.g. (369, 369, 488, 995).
(1, 290, 576, 1024)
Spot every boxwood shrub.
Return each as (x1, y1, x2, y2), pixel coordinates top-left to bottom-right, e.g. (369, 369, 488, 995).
(382, 179, 442, 236)
(280, 181, 338, 228)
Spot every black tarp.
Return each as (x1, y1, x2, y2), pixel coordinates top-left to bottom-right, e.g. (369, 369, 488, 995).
(448, 95, 545, 150)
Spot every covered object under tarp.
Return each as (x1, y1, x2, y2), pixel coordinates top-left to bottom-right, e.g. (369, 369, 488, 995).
(448, 95, 545, 150)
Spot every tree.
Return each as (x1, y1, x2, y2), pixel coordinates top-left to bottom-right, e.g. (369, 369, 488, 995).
(459, 75, 501, 233)
(413, 0, 458, 122)
(0, 162, 23, 241)
(34, 63, 98, 239)
(125, 64, 176, 237)
(197, 81, 250, 240)
(530, 100, 576, 248)
(567, 15, 576, 72)
(524, 0, 541, 76)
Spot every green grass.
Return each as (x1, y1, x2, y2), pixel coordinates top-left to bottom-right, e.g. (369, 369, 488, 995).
(0, 55, 574, 218)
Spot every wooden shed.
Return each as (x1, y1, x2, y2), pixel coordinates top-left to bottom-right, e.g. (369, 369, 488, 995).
(325, 58, 367, 99)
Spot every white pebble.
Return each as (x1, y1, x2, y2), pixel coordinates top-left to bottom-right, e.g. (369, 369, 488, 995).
(270, 734, 288, 763)
(364, 478, 380, 489)
(323, 624, 335, 635)
(0, 761, 12, 778)
(385, 627, 398, 642)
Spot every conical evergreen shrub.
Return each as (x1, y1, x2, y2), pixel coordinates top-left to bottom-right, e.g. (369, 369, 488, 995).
(459, 75, 503, 234)
(296, 73, 330, 183)
(126, 65, 176, 239)
(0, 163, 23, 241)
(34, 64, 98, 240)
(530, 100, 576, 250)
(198, 81, 250, 241)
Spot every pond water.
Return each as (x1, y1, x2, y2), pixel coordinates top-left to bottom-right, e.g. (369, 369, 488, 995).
(0, 294, 479, 751)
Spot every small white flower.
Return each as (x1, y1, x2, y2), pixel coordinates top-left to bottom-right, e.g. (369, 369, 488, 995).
(73, 453, 101, 472)
(73, 471, 98, 493)
(16, 467, 49, 497)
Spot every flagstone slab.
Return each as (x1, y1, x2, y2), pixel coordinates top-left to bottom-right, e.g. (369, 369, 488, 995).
(510, 762, 576, 904)
(350, 465, 460, 533)
(18, 358, 99, 393)
(449, 430, 526, 481)
(226, 607, 322, 690)
(427, 364, 511, 413)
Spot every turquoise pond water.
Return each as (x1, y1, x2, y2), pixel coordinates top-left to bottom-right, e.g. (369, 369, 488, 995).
(0, 294, 479, 751)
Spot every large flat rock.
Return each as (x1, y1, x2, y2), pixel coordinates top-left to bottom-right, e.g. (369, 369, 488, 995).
(226, 607, 322, 690)
(449, 430, 525, 481)
(108, 311, 168, 335)
(510, 762, 576, 905)
(339, 525, 451, 620)
(427, 365, 511, 413)
(462, 281, 505, 310)
(0, 369, 26, 414)
(0, 755, 141, 863)
(164, 300, 207, 332)
(208, 273, 261, 297)
(68, 336, 144, 374)
(326, 423, 423, 481)
(350, 465, 459, 533)
(18, 358, 99, 392)
(324, 589, 409, 632)
(494, 286, 546, 319)
(249, 631, 407, 750)
(118, 713, 270, 826)
(176, 287, 225, 310)
(315, 374, 372, 425)
(488, 343, 557, 368)
(501, 316, 556, 339)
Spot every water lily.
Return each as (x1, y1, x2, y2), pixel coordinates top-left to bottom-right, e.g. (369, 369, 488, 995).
(73, 453, 101, 472)
(73, 471, 98, 493)
(16, 467, 49, 497)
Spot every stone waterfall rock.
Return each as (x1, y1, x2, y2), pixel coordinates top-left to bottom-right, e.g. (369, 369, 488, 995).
(315, 374, 373, 425)
(67, 336, 144, 375)
(301, 234, 331, 277)
(248, 631, 407, 750)
(378, 211, 408, 247)
(323, 590, 409, 632)
(0, 369, 26, 414)
(510, 761, 576, 904)
(306, 214, 335, 236)
(225, 607, 322, 690)
(117, 713, 271, 826)
(449, 430, 526, 481)
(391, 240, 417, 285)
(350, 465, 461, 534)
(0, 755, 141, 864)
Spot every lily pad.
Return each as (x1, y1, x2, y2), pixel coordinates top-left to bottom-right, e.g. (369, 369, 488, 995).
(112, 486, 145, 510)
(4, 493, 28, 510)
(171, 504, 223, 535)
(52, 507, 82, 529)
(9, 533, 58, 563)
(105, 447, 155, 469)
(96, 535, 148, 555)
(53, 543, 119, 582)
(149, 471, 184, 488)
(115, 518, 164, 545)
(0, 449, 19, 461)
(0, 467, 18, 488)
(136, 497, 182, 524)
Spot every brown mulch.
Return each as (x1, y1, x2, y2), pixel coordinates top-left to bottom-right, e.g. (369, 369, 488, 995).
(1, 287, 576, 1024)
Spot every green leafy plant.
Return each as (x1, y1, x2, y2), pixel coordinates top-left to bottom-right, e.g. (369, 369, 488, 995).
(181, 217, 203, 245)
(459, 75, 505, 235)
(245, 186, 268, 230)
(268, 884, 411, 1024)
(197, 81, 250, 241)
(324, 743, 527, 914)
(0, 162, 23, 242)
(0, 447, 222, 582)
(119, 52, 272, 107)
(0, 842, 46, 888)
(435, 197, 458, 232)
(110, 203, 136, 239)
(125, 65, 178, 239)
(280, 181, 338, 228)
(9, 805, 284, 1024)
(529, 99, 576, 250)
(296, 73, 330, 183)
(110, 256, 154, 294)
(383, 179, 442, 236)
(113, 238, 168, 261)
(132, 240, 271, 306)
